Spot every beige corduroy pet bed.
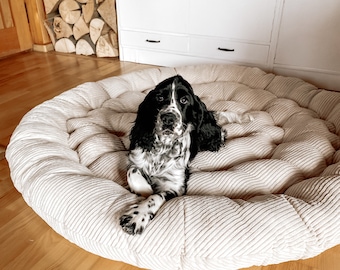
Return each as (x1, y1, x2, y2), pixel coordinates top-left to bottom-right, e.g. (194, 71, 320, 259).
(6, 64, 340, 270)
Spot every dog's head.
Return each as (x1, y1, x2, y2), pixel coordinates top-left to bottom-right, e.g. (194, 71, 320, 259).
(130, 75, 223, 157)
(153, 76, 197, 139)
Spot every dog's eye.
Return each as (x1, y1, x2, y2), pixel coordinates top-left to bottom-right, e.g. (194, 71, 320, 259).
(156, 96, 164, 102)
(180, 97, 188, 104)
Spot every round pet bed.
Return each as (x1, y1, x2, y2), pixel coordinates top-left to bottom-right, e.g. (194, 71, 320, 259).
(6, 64, 340, 270)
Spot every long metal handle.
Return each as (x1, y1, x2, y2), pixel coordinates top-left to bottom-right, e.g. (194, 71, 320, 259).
(146, 39, 161, 43)
(218, 47, 235, 52)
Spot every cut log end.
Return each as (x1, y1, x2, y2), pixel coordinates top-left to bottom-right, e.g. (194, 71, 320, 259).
(53, 17, 73, 39)
(76, 38, 95, 55)
(96, 35, 119, 57)
(55, 38, 76, 53)
(59, 0, 81, 24)
(73, 15, 89, 40)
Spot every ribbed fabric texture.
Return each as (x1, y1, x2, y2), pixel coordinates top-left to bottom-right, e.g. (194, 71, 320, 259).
(6, 64, 340, 270)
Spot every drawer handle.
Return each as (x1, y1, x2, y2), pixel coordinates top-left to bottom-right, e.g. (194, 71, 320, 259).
(146, 39, 161, 43)
(218, 47, 235, 52)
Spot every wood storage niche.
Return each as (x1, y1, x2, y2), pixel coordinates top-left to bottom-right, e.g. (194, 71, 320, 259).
(43, 0, 119, 57)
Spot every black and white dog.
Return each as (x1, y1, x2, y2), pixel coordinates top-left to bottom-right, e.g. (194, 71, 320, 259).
(120, 75, 252, 235)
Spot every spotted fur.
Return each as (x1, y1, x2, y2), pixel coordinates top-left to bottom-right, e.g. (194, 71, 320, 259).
(119, 75, 253, 235)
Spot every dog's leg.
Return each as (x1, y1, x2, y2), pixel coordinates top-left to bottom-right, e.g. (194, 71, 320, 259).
(120, 190, 180, 235)
(215, 111, 254, 125)
(127, 167, 153, 198)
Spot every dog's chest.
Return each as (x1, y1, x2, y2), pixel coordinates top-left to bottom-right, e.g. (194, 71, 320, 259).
(130, 133, 191, 176)
(149, 141, 185, 171)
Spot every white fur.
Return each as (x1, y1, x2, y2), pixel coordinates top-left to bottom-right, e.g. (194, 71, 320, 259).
(127, 167, 153, 197)
(216, 111, 254, 125)
(128, 124, 193, 193)
(121, 124, 193, 235)
(120, 77, 255, 234)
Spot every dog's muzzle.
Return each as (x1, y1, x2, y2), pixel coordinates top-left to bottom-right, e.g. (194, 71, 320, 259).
(157, 110, 182, 136)
(160, 112, 176, 133)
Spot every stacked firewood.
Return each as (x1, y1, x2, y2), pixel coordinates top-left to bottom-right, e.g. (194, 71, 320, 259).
(43, 0, 118, 57)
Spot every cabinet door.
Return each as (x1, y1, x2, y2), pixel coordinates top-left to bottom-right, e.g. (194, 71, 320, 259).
(275, 0, 340, 72)
(117, 0, 189, 34)
(189, 0, 277, 43)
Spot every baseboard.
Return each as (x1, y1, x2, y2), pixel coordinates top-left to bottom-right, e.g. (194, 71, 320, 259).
(273, 65, 340, 91)
(33, 43, 54, 53)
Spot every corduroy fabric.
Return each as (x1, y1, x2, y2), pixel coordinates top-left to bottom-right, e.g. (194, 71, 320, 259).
(6, 64, 340, 270)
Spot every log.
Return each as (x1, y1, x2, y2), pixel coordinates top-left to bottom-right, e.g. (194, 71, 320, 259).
(82, 0, 94, 23)
(96, 34, 118, 57)
(55, 37, 76, 53)
(73, 15, 89, 40)
(45, 0, 119, 57)
(59, 0, 81, 24)
(109, 29, 118, 49)
(44, 19, 57, 45)
(97, 0, 117, 32)
(44, 0, 62, 14)
(76, 36, 95, 55)
(53, 17, 73, 39)
(89, 18, 104, 44)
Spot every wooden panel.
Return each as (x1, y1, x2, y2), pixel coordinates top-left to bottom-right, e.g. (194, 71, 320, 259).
(0, 11, 4, 29)
(0, 0, 14, 28)
(0, 27, 20, 54)
(10, 0, 32, 51)
(26, 0, 51, 45)
(0, 0, 32, 57)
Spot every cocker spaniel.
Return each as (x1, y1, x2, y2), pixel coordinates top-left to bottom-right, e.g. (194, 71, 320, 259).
(120, 75, 252, 235)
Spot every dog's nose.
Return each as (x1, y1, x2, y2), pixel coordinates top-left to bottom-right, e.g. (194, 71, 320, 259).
(161, 112, 176, 126)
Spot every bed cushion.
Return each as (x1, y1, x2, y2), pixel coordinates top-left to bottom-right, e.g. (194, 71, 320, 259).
(6, 64, 340, 270)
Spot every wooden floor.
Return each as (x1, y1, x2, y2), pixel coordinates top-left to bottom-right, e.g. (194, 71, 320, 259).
(0, 51, 339, 270)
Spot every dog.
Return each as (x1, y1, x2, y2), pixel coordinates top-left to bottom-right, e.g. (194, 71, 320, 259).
(119, 75, 252, 235)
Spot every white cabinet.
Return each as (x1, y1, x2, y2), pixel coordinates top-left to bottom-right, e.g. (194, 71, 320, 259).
(116, 0, 281, 68)
(188, 0, 277, 66)
(117, 0, 340, 90)
(273, 0, 340, 90)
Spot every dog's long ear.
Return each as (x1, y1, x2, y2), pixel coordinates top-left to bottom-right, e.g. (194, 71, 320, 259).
(130, 91, 158, 151)
(192, 95, 223, 153)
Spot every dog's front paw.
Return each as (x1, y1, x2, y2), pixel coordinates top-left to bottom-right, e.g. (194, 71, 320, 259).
(241, 112, 254, 123)
(127, 167, 153, 197)
(216, 111, 254, 125)
(119, 204, 154, 235)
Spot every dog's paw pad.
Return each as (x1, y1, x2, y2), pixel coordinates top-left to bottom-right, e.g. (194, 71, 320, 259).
(119, 205, 153, 235)
(119, 215, 136, 234)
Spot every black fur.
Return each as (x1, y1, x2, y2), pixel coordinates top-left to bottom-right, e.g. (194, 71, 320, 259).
(130, 75, 223, 158)
(120, 75, 224, 235)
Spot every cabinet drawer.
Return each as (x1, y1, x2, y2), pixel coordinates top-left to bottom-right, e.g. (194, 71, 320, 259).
(120, 31, 189, 53)
(190, 37, 269, 64)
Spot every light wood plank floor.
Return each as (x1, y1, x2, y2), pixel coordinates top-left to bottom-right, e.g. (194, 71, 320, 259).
(0, 51, 339, 270)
